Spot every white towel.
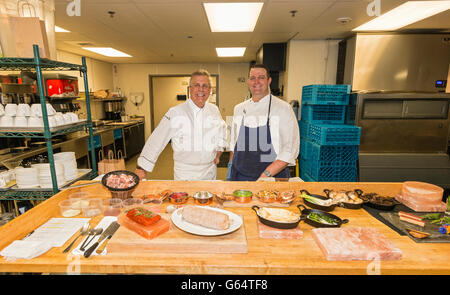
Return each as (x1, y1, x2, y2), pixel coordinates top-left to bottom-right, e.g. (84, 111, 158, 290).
(0, 240, 53, 261)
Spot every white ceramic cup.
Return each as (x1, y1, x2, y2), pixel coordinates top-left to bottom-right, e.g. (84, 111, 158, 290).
(16, 104, 31, 117)
(47, 116, 57, 127)
(54, 113, 65, 126)
(14, 116, 28, 127)
(5, 104, 17, 116)
(67, 112, 78, 122)
(0, 115, 14, 127)
(63, 113, 72, 124)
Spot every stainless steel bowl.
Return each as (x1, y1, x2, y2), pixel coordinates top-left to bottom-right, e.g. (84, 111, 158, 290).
(193, 191, 213, 205)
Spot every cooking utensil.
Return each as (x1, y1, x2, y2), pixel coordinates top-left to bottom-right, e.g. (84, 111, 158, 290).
(297, 204, 348, 228)
(84, 221, 120, 258)
(360, 193, 401, 211)
(79, 228, 103, 251)
(252, 205, 301, 229)
(405, 228, 431, 239)
(300, 189, 336, 212)
(62, 222, 90, 253)
(59, 181, 101, 191)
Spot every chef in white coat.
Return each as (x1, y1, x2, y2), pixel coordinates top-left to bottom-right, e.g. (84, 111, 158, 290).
(135, 70, 228, 180)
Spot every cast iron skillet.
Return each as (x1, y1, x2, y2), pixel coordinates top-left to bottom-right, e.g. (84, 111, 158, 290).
(299, 189, 336, 212)
(297, 204, 349, 228)
(323, 189, 366, 209)
(102, 170, 140, 192)
(252, 205, 301, 229)
(360, 193, 401, 211)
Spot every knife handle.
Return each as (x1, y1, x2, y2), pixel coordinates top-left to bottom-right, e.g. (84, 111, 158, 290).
(96, 236, 111, 254)
(84, 241, 99, 258)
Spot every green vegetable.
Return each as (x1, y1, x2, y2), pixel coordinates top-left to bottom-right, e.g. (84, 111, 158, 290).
(307, 212, 338, 225)
(421, 213, 441, 220)
(301, 193, 321, 205)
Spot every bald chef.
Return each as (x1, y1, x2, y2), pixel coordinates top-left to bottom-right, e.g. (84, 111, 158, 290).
(135, 70, 228, 180)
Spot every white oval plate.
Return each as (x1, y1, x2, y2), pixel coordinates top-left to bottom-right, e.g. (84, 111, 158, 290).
(171, 206, 243, 236)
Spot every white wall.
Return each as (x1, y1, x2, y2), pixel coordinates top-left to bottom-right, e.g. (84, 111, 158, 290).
(113, 63, 250, 139)
(284, 39, 340, 107)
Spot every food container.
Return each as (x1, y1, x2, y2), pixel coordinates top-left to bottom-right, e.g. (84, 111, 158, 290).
(297, 204, 348, 228)
(122, 198, 144, 211)
(300, 189, 336, 212)
(81, 198, 103, 217)
(101, 198, 123, 216)
(233, 190, 253, 203)
(323, 189, 366, 209)
(279, 190, 296, 204)
(169, 192, 189, 205)
(256, 190, 280, 203)
(59, 199, 81, 217)
(193, 191, 213, 205)
(252, 205, 301, 229)
(360, 193, 401, 211)
(68, 192, 90, 209)
(102, 170, 140, 200)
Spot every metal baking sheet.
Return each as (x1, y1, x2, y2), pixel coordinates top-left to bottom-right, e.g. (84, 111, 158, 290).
(379, 212, 450, 243)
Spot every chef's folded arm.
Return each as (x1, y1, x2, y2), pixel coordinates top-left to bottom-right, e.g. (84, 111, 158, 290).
(137, 113, 174, 173)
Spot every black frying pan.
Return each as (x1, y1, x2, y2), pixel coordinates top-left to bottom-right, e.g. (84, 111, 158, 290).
(297, 204, 349, 228)
(252, 205, 301, 229)
(299, 189, 336, 212)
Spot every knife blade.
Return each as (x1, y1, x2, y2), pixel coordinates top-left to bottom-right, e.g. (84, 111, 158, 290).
(84, 221, 120, 258)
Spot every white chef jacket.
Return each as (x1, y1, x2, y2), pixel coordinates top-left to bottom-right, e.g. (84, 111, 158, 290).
(137, 99, 228, 180)
(229, 94, 299, 166)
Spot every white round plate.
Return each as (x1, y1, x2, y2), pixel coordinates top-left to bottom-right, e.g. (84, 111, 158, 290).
(171, 206, 243, 236)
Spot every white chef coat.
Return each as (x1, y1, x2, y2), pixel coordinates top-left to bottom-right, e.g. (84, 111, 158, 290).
(229, 94, 299, 166)
(137, 99, 228, 180)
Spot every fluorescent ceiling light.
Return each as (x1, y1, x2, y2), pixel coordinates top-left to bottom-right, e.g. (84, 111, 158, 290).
(82, 47, 132, 57)
(216, 47, 246, 57)
(55, 26, 70, 33)
(353, 1, 450, 31)
(204, 2, 263, 32)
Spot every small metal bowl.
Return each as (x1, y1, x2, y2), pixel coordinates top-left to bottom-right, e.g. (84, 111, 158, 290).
(193, 191, 213, 205)
(169, 192, 189, 205)
(233, 190, 253, 203)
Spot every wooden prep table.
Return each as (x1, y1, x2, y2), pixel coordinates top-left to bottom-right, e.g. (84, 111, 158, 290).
(0, 180, 449, 275)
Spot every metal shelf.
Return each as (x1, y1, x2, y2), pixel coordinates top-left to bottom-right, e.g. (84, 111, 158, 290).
(0, 45, 98, 200)
(0, 57, 85, 72)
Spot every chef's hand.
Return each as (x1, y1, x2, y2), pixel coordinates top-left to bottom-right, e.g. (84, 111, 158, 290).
(214, 151, 222, 165)
(226, 161, 232, 181)
(135, 167, 146, 180)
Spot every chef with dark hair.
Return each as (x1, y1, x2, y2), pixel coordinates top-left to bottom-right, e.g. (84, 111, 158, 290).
(227, 64, 299, 181)
(135, 69, 227, 180)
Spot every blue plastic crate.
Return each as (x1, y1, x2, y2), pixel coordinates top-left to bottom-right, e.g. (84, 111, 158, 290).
(300, 138, 307, 160)
(309, 163, 358, 182)
(345, 105, 356, 125)
(301, 104, 346, 124)
(307, 141, 359, 164)
(300, 169, 316, 182)
(349, 93, 358, 105)
(307, 123, 361, 146)
(87, 135, 102, 150)
(302, 84, 351, 105)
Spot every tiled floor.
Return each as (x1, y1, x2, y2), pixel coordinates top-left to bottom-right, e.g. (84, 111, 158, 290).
(125, 146, 228, 181)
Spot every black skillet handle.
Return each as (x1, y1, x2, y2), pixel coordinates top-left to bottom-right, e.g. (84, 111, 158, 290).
(297, 204, 306, 213)
(339, 219, 349, 225)
(251, 205, 260, 214)
(354, 189, 364, 197)
(323, 189, 331, 197)
(299, 189, 310, 196)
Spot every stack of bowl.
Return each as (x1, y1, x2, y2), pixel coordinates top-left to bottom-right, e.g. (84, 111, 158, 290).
(32, 162, 65, 188)
(54, 152, 78, 181)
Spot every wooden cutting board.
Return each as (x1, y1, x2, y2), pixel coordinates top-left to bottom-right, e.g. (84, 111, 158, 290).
(107, 213, 248, 254)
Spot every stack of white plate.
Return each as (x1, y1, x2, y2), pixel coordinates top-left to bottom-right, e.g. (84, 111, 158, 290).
(33, 162, 65, 188)
(54, 152, 78, 181)
(14, 167, 39, 188)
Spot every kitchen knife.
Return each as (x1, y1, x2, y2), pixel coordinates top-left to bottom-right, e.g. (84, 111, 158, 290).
(95, 235, 113, 254)
(84, 221, 120, 258)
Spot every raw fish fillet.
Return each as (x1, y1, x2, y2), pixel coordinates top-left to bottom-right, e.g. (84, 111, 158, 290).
(312, 227, 402, 261)
(118, 213, 169, 240)
(257, 221, 303, 239)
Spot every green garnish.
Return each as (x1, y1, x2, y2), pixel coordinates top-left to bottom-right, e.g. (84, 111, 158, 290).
(307, 212, 338, 225)
(421, 213, 441, 220)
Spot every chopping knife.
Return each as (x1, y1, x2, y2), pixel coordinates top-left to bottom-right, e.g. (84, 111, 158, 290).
(84, 221, 120, 258)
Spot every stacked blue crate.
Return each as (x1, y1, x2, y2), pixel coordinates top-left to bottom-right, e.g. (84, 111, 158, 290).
(298, 84, 360, 182)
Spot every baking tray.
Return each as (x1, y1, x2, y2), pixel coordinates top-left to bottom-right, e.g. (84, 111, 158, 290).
(379, 212, 450, 243)
(9, 168, 92, 191)
(0, 119, 87, 133)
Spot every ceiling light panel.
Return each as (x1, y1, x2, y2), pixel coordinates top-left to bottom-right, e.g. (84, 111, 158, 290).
(353, 1, 450, 31)
(82, 47, 132, 57)
(55, 26, 70, 32)
(204, 2, 264, 32)
(216, 47, 246, 57)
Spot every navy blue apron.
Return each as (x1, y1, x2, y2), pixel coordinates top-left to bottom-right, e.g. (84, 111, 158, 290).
(230, 95, 290, 181)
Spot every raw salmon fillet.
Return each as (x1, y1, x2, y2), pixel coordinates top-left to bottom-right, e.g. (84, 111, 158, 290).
(312, 227, 402, 261)
(257, 221, 303, 239)
(118, 213, 169, 240)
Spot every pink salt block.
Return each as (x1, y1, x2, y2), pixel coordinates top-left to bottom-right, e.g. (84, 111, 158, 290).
(395, 194, 446, 212)
(257, 220, 303, 239)
(401, 181, 444, 204)
(312, 227, 402, 261)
